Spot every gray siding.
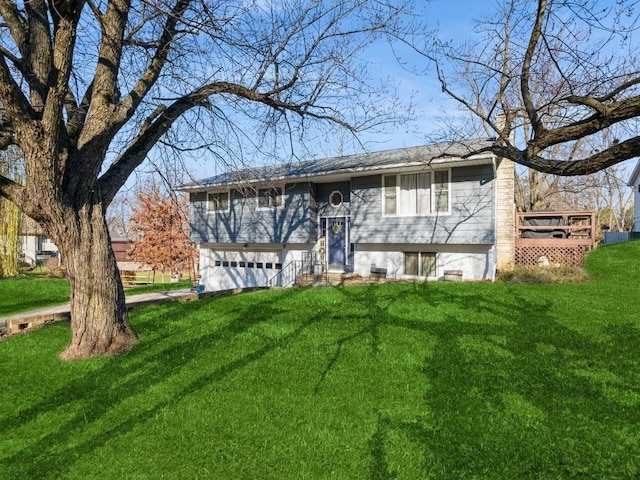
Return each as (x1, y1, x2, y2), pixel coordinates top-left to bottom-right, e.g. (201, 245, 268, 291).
(189, 164, 496, 246)
(350, 165, 495, 244)
(316, 181, 351, 217)
(190, 183, 317, 244)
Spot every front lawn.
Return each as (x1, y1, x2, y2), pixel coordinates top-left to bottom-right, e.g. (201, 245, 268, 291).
(0, 274, 192, 316)
(1, 242, 639, 479)
(0, 274, 69, 316)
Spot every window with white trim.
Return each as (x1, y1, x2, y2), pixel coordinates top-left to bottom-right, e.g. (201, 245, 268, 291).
(207, 192, 229, 212)
(383, 170, 450, 215)
(434, 170, 449, 212)
(404, 252, 436, 277)
(329, 190, 343, 207)
(257, 187, 283, 209)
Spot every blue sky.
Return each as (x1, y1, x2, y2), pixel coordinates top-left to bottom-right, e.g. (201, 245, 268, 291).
(357, 0, 493, 149)
(174, 0, 635, 182)
(180, 0, 495, 180)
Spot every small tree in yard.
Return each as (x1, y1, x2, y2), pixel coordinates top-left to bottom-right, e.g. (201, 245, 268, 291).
(0, 0, 414, 359)
(129, 184, 196, 282)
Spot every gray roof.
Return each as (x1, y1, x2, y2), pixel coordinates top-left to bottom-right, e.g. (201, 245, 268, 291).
(180, 138, 496, 190)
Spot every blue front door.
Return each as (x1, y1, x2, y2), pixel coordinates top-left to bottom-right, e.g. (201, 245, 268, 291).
(327, 217, 346, 268)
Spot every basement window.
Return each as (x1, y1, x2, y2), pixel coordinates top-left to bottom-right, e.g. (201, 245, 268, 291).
(404, 252, 436, 278)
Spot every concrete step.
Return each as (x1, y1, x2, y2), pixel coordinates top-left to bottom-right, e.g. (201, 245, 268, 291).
(296, 272, 345, 286)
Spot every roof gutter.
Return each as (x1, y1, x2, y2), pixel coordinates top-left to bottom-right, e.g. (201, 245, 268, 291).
(177, 152, 496, 192)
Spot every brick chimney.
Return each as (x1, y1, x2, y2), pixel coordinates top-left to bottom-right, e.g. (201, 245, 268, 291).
(494, 114, 516, 271)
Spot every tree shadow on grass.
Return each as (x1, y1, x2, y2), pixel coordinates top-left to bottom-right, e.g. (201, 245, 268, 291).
(2, 282, 640, 479)
(322, 282, 640, 479)
(0, 289, 324, 479)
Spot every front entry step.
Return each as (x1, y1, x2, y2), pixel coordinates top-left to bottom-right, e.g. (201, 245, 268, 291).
(296, 271, 345, 286)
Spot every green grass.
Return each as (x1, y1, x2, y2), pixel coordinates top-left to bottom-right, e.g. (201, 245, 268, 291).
(1, 242, 640, 479)
(0, 274, 69, 316)
(0, 274, 192, 316)
(123, 280, 193, 295)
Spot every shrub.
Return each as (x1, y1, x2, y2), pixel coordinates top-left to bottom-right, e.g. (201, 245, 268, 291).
(46, 266, 67, 279)
(497, 264, 589, 284)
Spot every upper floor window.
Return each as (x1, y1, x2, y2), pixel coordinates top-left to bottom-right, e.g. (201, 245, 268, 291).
(383, 170, 450, 216)
(329, 190, 343, 207)
(257, 187, 283, 209)
(207, 192, 229, 212)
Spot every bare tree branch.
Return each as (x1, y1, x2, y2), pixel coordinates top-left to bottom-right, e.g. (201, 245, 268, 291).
(0, 52, 36, 129)
(116, 0, 192, 124)
(99, 77, 359, 204)
(0, 171, 26, 211)
(0, 0, 27, 55)
(520, 0, 546, 139)
(432, 0, 640, 176)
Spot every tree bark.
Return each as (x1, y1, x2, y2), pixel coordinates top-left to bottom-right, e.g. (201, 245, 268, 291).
(57, 200, 137, 361)
(0, 0, 411, 360)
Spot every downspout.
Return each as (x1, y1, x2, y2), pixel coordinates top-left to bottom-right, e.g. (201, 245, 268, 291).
(491, 156, 498, 282)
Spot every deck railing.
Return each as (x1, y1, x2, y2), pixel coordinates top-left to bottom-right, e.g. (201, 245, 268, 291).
(515, 211, 597, 266)
(516, 211, 596, 244)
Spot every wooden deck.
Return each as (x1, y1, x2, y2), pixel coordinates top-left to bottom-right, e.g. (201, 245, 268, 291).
(515, 211, 597, 266)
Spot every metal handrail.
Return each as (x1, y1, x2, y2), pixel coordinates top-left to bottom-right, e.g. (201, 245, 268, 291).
(268, 251, 332, 288)
(301, 251, 317, 273)
(268, 260, 301, 287)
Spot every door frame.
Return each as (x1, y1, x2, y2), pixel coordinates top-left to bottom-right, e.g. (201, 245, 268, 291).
(321, 216, 349, 270)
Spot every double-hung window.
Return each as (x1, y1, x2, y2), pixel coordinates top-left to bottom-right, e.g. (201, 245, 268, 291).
(207, 192, 229, 212)
(433, 170, 449, 212)
(257, 187, 283, 209)
(404, 252, 436, 278)
(383, 170, 450, 215)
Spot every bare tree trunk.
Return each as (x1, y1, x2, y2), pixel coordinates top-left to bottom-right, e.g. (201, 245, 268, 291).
(0, 152, 21, 277)
(0, 0, 410, 359)
(57, 202, 138, 361)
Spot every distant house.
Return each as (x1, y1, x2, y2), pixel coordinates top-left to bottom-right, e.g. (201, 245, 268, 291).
(111, 238, 147, 273)
(19, 215, 59, 267)
(19, 216, 140, 270)
(111, 238, 134, 262)
(181, 139, 516, 291)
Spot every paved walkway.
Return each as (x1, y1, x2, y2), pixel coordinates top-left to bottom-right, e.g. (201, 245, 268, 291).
(0, 289, 200, 335)
(0, 286, 266, 336)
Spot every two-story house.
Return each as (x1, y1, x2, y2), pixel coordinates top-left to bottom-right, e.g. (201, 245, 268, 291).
(181, 139, 515, 291)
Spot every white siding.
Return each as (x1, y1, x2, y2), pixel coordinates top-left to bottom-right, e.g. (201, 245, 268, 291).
(634, 178, 640, 232)
(19, 235, 39, 266)
(199, 245, 311, 291)
(353, 244, 493, 281)
(201, 243, 494, 288)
